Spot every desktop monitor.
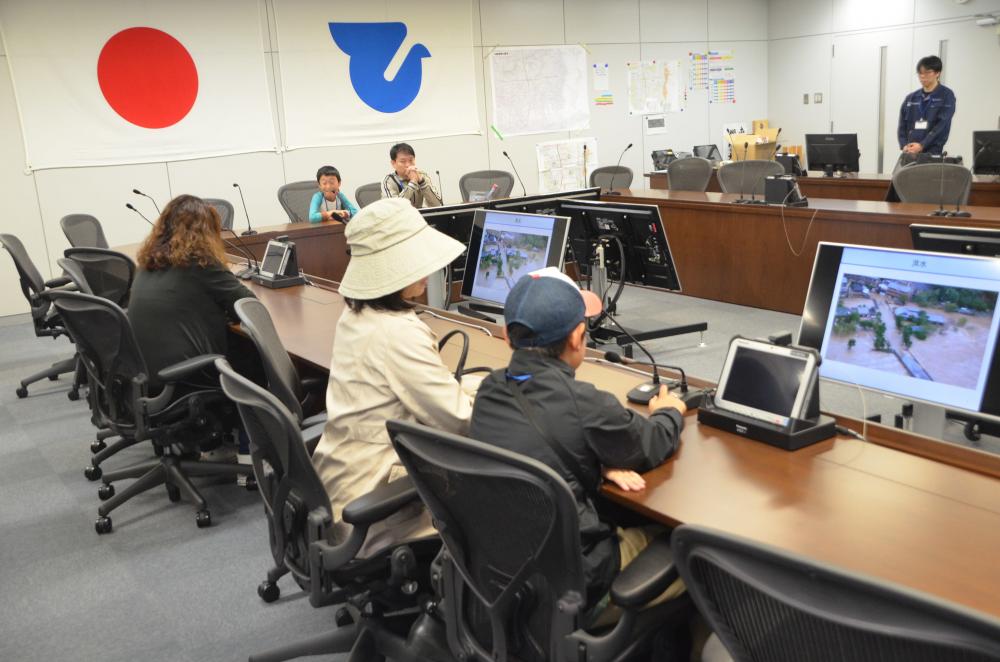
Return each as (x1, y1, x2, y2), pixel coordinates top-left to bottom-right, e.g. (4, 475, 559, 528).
(419, 201, 485, 283)
(805, 134, 860, 175)
(491, 187, 601, 216)
(972, 131, 1000, 176)
(911, 224, 1000, 258)
(693, 144, 722, 162)
(461, 209, 570, 307)
(797, 242, 1000, 419)
(556, 199, 681, 292)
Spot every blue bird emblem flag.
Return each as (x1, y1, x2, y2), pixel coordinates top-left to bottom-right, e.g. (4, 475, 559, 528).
(329, 22, 430, 113)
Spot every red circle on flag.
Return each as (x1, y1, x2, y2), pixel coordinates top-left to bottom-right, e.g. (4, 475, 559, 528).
(97, 27, 198, 129)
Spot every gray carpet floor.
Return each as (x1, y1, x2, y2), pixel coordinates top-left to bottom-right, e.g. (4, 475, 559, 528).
(1, 287, 995, 661)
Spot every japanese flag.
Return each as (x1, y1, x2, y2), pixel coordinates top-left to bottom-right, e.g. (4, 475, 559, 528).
(0, 0, 277, 170)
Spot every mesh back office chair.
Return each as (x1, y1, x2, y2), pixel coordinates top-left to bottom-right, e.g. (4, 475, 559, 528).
(277, 180, 317, 223)
(717, 160, 784, 197)
(892, 163, 972, 206)
(49, 291, 249, 534)
(458, 170, 515, 202)
(60, 214, 110, 249)
(233, 298, 326, 432)
(666, 157, 713, 192)
(0, 233, 79, 399)
(388, 420, 690, 662)
(354, 182, 383, 209)
(215, 359, 443, 662)
(589, 165, 634, 193)
(204, 197, 236, 231)
(672, 525, 1000, 662)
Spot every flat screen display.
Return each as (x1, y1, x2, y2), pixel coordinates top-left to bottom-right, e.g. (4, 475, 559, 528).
(799, 243, 1000, 416)
(715, 339, 815, 426)
(461, 210, 569, 306)
(259, 241, 289, 277)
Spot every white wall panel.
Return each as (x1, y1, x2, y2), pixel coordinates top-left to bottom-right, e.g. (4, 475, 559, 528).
(480, 0, 565, 46)
(565, 0, 640, 45)
(709, 0, 769, 41)
(767, 0, 833, 40)
(832, 0, 915, 33)
(915, 0, 1000, 23)
(639, 0, 709, 43)
(767, 35, 832, 154)
(0, 56, 47, 317)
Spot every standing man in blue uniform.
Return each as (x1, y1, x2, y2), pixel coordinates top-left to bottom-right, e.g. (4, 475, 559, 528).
(897, 55, 956, 156)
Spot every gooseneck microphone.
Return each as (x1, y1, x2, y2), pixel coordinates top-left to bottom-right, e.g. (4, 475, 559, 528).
(952, 144, 989, 218)
(232, 183, 257, 235)
(745, 128, 782, 205)
(435, 170, 445, 205)
(605, 143, 633, 196)
(734, 141, 751, 203)
(604, 350, 708, 409)
(502, 151, 527, 197)
(132, 189, 161, 215)
(126, 202, 153, 225)
(929, 154, 950, 217)
(222, 229, 259, 280)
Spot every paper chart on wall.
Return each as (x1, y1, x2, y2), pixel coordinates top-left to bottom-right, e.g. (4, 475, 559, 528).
(708, 50, 736, 104)
(490, 45, 589, 137)
(688, 52, 709, 92)
(535, 137, 598, 194)
(626, 60, 685, 115)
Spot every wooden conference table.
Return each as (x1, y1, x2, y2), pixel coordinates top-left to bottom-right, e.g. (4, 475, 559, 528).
(617, 189, 1000, 314)
(645, 170, 1000, 207)
(233, 271, 1000, 623)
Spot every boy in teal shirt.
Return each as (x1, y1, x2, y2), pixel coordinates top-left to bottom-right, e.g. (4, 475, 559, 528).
(309, 165, 359, 223)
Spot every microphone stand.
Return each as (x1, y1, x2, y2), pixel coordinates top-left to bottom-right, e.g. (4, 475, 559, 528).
(132, 189, 161, 216)
(929, 154, 950, 217)
(232, 183, 257, 235)
(951, 145, 988, 218)
(126, 203, 153, 225)
(223, 229, 259, 279)
(605, 143, 633, 196)
(435, 170, 445, 205)
(502, 151, 527, 197)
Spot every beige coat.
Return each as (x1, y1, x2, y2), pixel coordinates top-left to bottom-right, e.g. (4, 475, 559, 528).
(312, 306, 473, 556)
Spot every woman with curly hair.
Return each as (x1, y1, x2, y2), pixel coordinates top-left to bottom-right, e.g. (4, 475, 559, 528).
(128, 194, 256, 391)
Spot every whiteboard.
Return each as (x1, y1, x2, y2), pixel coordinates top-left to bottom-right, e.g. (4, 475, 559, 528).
(490, 45, 589, 137)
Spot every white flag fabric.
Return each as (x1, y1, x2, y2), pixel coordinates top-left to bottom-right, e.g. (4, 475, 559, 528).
(0, 1, 277, 170)
(274, 0, 480, 149)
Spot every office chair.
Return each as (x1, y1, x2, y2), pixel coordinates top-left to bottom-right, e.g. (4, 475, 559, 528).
(354, 182, 383, 209)
(57, 248, 138, 461)
(60, 214, 109, 249)
(0, 233, 80, 400)
(666, 157, 714, 192)
(277, 180, 317, 223)
(717, 160, 784, 197)
(892, 163, 972, 206)
(215, 359, 446, 662)
(205, 197, 236, 232)
(388, 420, 691, 662)
(49, 291, 250, 533)
(458, 170, 514, 202)
(233, 298, 326, 436)
(672, 525, 1000, 662)
(589, 165, 634, 193)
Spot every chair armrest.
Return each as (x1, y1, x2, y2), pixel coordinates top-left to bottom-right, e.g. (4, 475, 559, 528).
(341, 475, 419, 527)
(44, 276, 72, 288)
(609, 534, 678, 609)
(157, 354, 224, 382)
(302, 420, 325, 454)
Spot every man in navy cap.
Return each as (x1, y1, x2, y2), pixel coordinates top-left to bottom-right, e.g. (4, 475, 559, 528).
(468, 267, 686, 620)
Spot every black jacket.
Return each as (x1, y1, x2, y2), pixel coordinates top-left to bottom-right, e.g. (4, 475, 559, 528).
(897, 84, 956, 154)
(468, 350, 683, 607)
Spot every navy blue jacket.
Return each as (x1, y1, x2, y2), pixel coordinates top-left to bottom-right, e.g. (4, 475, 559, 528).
(468, 350, 683, 608)
(897, 84, 956, 155)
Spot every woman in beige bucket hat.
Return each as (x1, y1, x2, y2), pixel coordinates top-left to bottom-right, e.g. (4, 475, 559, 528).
(311, 197, 475, 555)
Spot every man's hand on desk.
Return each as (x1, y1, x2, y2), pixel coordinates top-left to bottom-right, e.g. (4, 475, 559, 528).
(649, 385, 687, 416)
(602, 467, 646, 492)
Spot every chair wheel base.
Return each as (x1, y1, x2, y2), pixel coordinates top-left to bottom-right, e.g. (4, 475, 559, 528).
(245, 476, 258, 491)
(166, 484, 181, 502)
(84, 465, 102, 481)
(258, 581, 280, 603)
(195, 510, 212, 528)
(90, 440, 107, 454)
(98, 484, 115, 501)
(15, 387, 27, 399)
(335, 607, 354, 627)
(95, 516, 113, 534)
(67, 389, 80, 401)
(48, 374, 59, 381)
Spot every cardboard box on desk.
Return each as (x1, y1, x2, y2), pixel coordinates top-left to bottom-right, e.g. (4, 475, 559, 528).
(729, 134, 777, 160)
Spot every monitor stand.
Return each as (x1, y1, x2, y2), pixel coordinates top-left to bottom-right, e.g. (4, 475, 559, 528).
(456, 301, 502, 323)
(890, 400, 999, 449)
(586, 261, 707, 356)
